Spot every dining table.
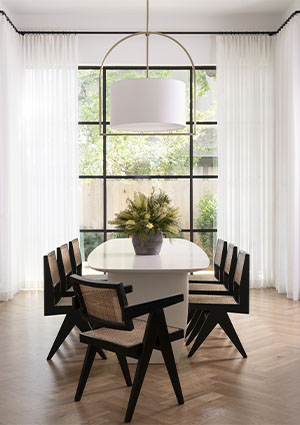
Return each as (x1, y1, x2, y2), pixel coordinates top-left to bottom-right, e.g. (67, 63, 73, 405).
(88, 237, 209, 363)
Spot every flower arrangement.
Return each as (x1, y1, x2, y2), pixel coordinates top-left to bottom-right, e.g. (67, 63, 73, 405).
(109, 190, 181, 245)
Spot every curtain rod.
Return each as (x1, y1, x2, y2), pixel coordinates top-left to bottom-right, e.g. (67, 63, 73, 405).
(1, 9, 299, 37)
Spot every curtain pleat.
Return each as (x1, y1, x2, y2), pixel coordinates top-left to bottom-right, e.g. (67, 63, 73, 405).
(22, 34, 79, 291)
(0, 18, 79, 300)
(0, 16, 24, 300)
(274, 16, 300, 300)
(216, 35, 275, 289)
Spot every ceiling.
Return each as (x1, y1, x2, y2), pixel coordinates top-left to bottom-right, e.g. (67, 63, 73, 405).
(1, 0, 297, 32)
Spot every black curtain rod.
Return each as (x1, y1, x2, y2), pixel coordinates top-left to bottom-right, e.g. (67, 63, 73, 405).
(1, 9, 299, 37)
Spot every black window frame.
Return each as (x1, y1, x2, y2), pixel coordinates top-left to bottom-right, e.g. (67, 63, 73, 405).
(78, 65, 217, 253)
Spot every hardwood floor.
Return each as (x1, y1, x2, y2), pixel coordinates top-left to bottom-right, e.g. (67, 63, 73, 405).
(0, 289, 300, 425)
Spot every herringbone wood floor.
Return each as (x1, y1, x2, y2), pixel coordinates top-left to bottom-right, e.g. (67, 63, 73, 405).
(0, 289, 300, 425)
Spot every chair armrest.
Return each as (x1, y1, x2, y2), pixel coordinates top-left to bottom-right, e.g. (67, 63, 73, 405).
(124, 285, 133, 294)
(122, 293, 184, 320)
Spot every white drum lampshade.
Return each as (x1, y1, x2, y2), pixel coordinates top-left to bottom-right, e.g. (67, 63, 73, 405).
(110, 78, 186, 132)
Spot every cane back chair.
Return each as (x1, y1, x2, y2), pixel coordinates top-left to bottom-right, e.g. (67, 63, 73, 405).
(186, 243, 238, 339)
(57, 243, 74, 297)
(44, 251, 106, 360)
(187, 251, 249, 359)
(71, 275, 184, 423)
(189, 238, 227, 285)
(69, 238, 108, 280)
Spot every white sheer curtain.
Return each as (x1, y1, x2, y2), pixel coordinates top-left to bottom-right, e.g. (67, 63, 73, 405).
(0, 16, 24, 300)
(274, 15, 300, 300)
(0, 25, 79, 300)
(22, 34, 79, 290)
(216, 35, 275, 289)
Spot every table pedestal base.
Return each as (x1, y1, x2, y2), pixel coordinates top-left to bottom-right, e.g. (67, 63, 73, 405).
(108, 271, 188, 364)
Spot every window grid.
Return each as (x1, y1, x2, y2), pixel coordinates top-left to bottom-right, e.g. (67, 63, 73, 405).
(78, 65, 217, 258)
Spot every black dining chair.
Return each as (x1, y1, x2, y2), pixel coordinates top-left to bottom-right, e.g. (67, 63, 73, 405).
(71, 275, 184, 423)
(69, 238, 108, 280)
(189, 243, 237, 295)
(187, 239, 228, 324)
(187, 250, 249, 358)
(57, 243, 74, 297)
(44, 251, 107, 361)
(188, 238, 227, 284)
(186, 243, 238, 341)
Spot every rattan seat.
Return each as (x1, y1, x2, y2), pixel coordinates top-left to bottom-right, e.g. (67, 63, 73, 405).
(189, 283, 228, 292)
(84, 274, 108, 281)
(189, 274, 217, 282)
(57, 297, 73, 307)
(189, 294, 237, 305)
(83, 319, 181, 348)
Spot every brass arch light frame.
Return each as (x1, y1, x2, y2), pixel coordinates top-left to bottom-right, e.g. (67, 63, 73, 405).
(98, 31, 197, 137)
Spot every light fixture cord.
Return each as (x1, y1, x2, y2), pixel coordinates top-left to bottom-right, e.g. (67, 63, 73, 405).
(146, 0, 149, 77)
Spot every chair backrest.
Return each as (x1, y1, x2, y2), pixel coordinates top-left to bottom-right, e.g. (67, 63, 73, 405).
(44, 251, 61, 315)
(69, 238, 82, 275)
(57, 244, 73, 293)
(213, 239, 227, 280)
(233, 251, 250, 313)
(70, 275, 134, 331)
(223, 243, 238, 292)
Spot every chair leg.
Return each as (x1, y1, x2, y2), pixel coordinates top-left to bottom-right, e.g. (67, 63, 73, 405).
(47, 312, 77, 360)
(74, 345, 97, 401)
(125, 314, 157, 423)
(97, 349, 107, 360)
(157, 311, 184, 405)
(117, 354, 132, 387)
(188, 312, 218, 358)
(187, 306, 195, 323)
(185, 309, 201, 338)
(218, 313, 247, 358)
(186, 311, 206, 346)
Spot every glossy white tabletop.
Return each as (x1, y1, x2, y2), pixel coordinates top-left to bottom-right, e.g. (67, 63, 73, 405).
(88, 238, 209, 273)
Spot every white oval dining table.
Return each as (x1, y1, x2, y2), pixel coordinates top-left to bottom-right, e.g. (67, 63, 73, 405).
(88, 238, 209, 363)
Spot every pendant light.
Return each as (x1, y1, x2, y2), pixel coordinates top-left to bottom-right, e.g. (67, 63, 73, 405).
(98, 0, 196, 136)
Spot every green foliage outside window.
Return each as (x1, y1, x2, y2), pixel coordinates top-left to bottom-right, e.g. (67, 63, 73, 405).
(78, 68, 217, 260)
(195, 193, 217, 264)
(78, 69, 217, 176)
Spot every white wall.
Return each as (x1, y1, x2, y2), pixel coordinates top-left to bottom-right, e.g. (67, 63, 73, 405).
(78, 34, 216, 66)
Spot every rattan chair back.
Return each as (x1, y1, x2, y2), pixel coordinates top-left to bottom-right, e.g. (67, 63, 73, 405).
(213, 239, 227, 280)
(223, 243, 238, 292)
(233, 251, 250, 312)
(69, 238, 82, 274)
(57, 243, 73, 294)
(44, 251, 62, 315)
(70, 275, 134, 331)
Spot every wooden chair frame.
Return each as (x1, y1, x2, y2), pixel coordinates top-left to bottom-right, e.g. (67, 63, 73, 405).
(57, 244, 74, 297)
(44, 252, 107, 361)
(189, 239, 227, 284)
(187, 244, 237, 330)
(186, 251, 249, 358)
(69, 238, 83, 275)
(70, 275, 184, 423)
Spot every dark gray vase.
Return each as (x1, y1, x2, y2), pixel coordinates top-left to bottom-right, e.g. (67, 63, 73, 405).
(132, 232, 163, 255)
